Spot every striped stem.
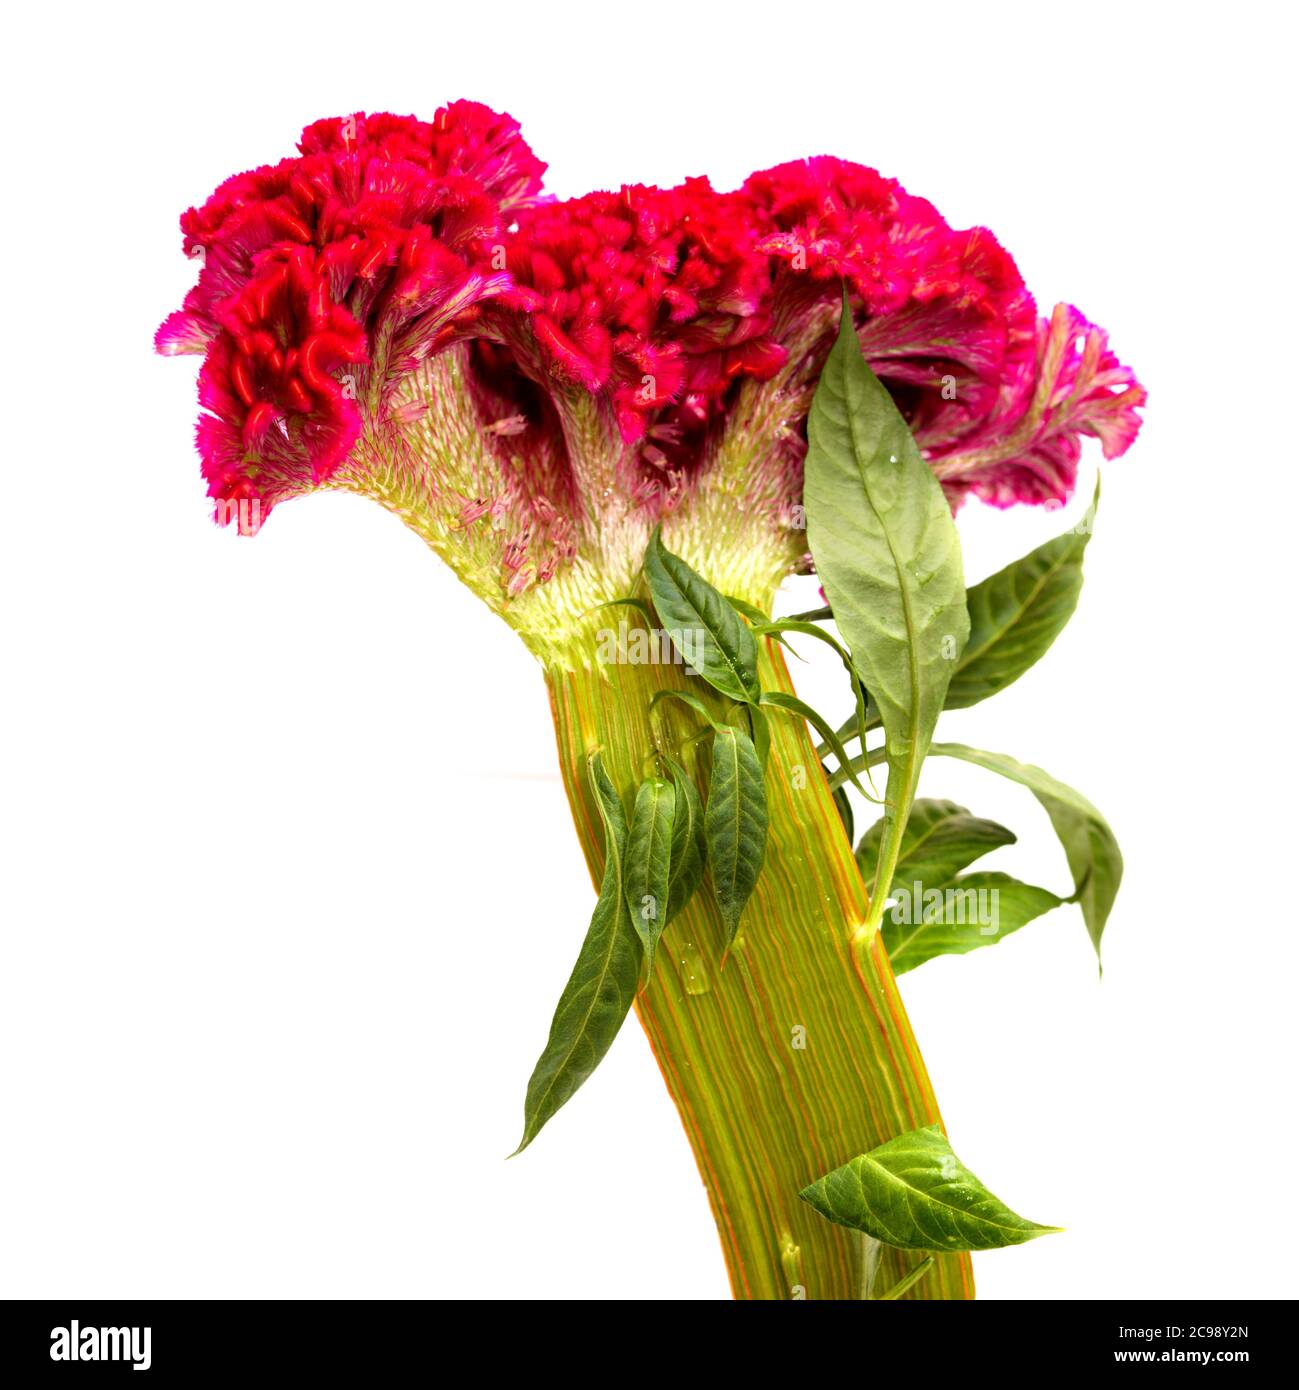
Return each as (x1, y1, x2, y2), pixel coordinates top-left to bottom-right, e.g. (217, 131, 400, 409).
(545, 635, 974, 1301)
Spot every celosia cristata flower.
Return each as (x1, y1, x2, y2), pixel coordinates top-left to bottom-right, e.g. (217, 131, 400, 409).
(156, 102, 1147, 1304)
(158, 104, 1143, 653)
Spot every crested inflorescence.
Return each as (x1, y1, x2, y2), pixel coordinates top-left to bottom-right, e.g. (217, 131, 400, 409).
(158, 102, 1144, 656)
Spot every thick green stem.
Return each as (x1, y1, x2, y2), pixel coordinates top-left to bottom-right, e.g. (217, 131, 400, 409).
(546, 637, 974, 1301)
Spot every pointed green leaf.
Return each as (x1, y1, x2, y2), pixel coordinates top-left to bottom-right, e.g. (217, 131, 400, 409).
(882, 871, 1063, 975)
(855, 798, 1015, 886)
(948, 486, 1097, 709)
(804, 299, 969, 782)
(799, 1124, 1061, 1252)
(803, 298, 969, 906)
(932, 743, 1122, 960)
(624, 775, 676, 973)
(516, 755, 642, 1153)
(643, 528, 761, 704)
(705, 726, 768, 945)
(665, 759, 706, 922)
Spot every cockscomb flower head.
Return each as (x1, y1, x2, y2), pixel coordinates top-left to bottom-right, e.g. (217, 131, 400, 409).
(159, 106, 1143, 658)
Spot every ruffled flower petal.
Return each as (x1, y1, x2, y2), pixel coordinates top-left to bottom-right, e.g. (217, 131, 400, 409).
(928, 303, 1147, 507)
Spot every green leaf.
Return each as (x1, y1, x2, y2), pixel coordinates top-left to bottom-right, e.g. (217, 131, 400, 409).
(947, 485, 1097, 709)
(665, 759, 706, 922)
(803, 297, 969, 910)
(882, 871, 1063, 975)
(643, 528, 761, 704)
(799, 1124, 1061, 1251)
(515, 755, 642, 1153)
(856, 799, 1059, 973)
(705, 726, 768, 946)
(624, 775, 676, 974)
(855, 798, 1016, 887)
(931, 743, 1122, 961)
(759, 690, 875, 799)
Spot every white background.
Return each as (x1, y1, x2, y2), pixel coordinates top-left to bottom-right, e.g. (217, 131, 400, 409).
(3, 1, 1295, 1300)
